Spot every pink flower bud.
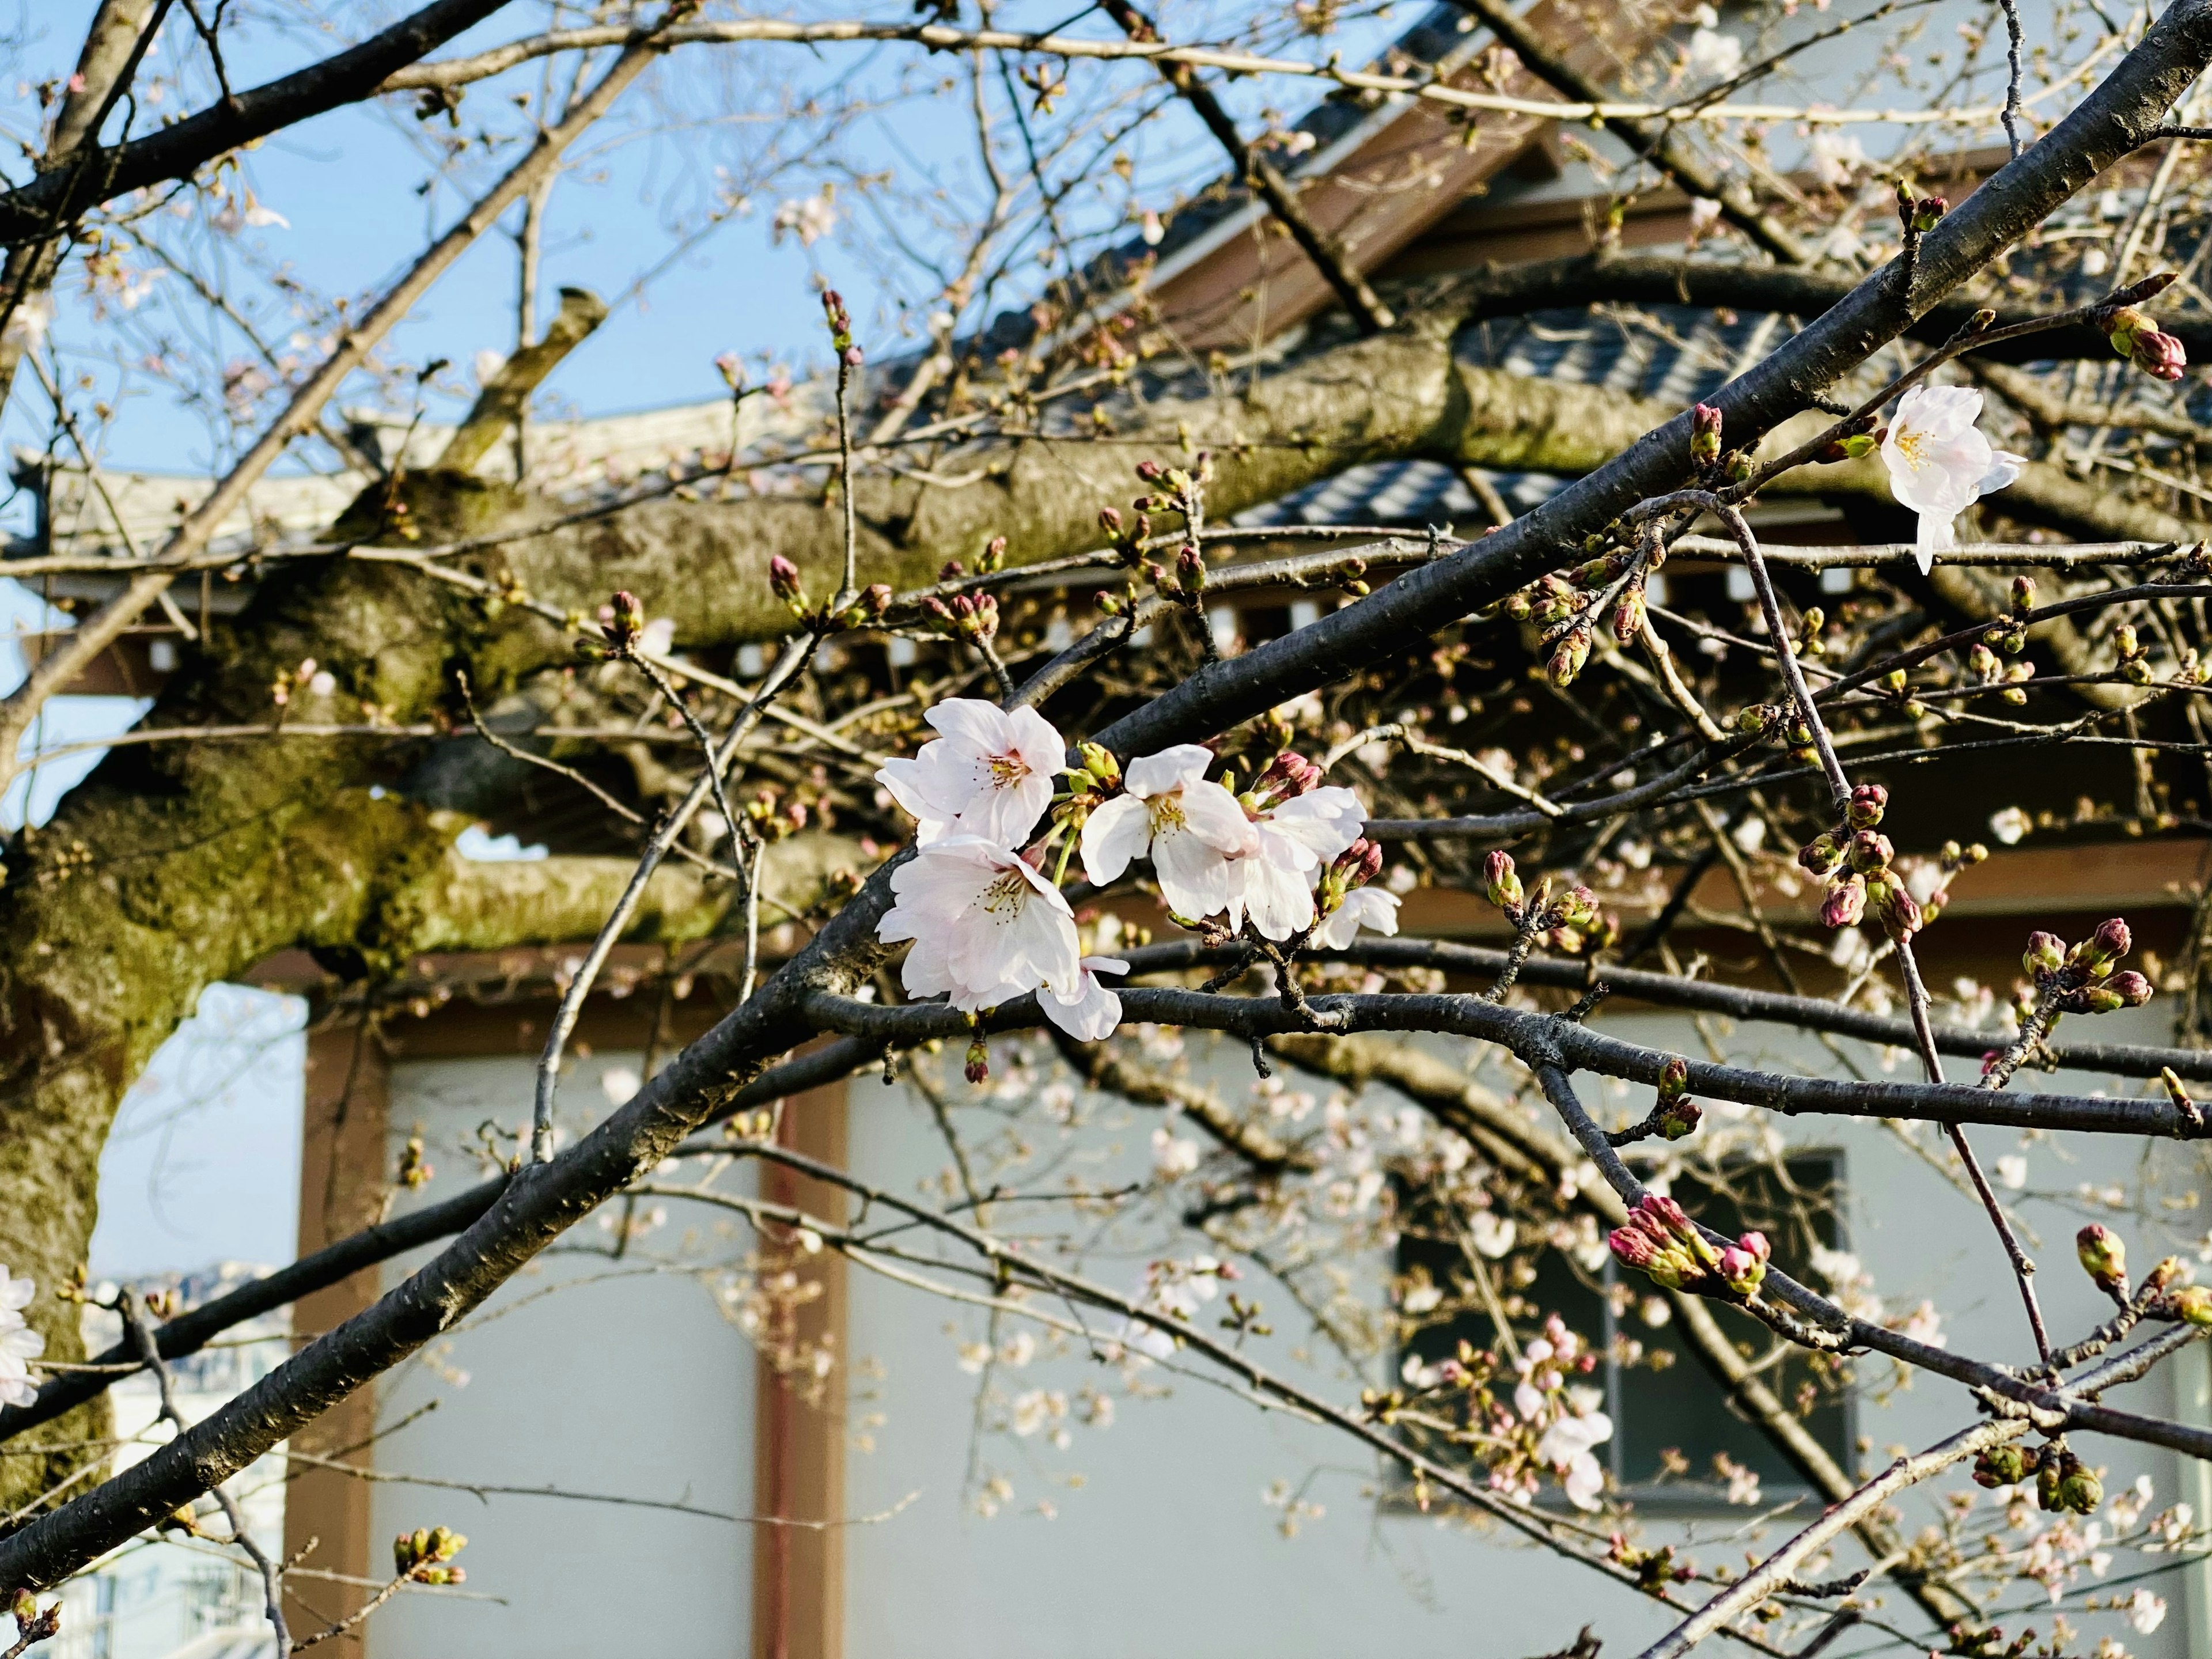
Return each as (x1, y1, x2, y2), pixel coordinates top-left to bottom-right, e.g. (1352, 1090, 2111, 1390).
(1846, 783, 1887, 830)
(2022, 931, 2065, 978)
(1821, 872, 1866, 929)
(2077, 1224, 2127, 1293)
(1657, 1056, 1690, 1100)
(1690, 403, 1723, 465)
(768, 556, 803, 603)
(1797, 831, 1844, 877)
(1717, 1232, 1769, 1296)
(1484, 851, 1522, 911)
(1847, 829, 1893, 874)
(2134, 327, 2187, 381)
(2107, 970, 2153, 1007)
(1332, 837, 1384, 890)
(965, 1035, 991, 1086)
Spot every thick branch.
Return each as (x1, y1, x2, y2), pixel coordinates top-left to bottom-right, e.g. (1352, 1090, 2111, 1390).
(0, 0, 525, 247)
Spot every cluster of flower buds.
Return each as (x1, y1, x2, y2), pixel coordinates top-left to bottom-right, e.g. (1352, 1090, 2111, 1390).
(1653, 1056, 1702, 1141)
(1787, 605, 1826, 661)
(1481, 852, 1600, 938)
(1318, 838, 1384, 918)
(821, 289, 862, 368)
(1813, 411, 1884, 465)
(1967, 640, 2035, 704)
(1896, 181, 1946, 235)
(2077, 1224, 2128, 1297)
(1608, 1535, 1695, 1593)
(965, 1031, 991, 1086)
(1800, 785, 1920, 940)
(594, 590, 648, 655)
(2111, 622, 2157, 686)
(397, 1135, 433, 1191)
(270, 656, 336, 707)
(743, 786, 811, 843)
(1916, 838, 1987, 927)
(2021, 916, 2153, 1016)
(1972, 1442, 2103, 1512)
(919, 588, 999, 646)
(1607, 1194, 1768, 1297)
(394, 1525, 468, 1585)
(7, 1591, 58, 1649)
(2094, 289, 2187, 382)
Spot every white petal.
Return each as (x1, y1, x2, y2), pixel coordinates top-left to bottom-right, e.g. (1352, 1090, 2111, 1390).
(1003, 706, 1069, 777)
(925, 698, 1012, 749)
(1081, 796, 1152, 886)
(1043, 972, 1123, 1041)
(1978, 449, 2027, 494)
(1913, 510, 1954, 574)
(876, 759, 948, 839)
(1125, 745, 1215, 799)
(1177, 779, 1259, 853)
(1154, 827, 1233, 919)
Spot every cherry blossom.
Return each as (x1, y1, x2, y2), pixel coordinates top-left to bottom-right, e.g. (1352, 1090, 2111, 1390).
(1808, 129, 1866, 186)
(1534, 1399, 1613, 1511)
(1685, 9, 1743, 80)
(1041, 956, 1130, 1041)
(0, 1267, 40, 1409)
(1312, 885, 1401, 949)
(2126, 1588, 2166, 1634)
(1224, 788, 1365, 940)
(1879, 385, 2028, 572)
(1080, 745, 1252, 916)
(878, 836, 1079, 1010)
(876, 699, 1064, 846)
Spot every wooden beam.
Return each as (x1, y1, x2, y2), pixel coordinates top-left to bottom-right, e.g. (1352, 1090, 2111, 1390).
(752, 1074, 849, 1659)
(282, 1021, 391, 1651)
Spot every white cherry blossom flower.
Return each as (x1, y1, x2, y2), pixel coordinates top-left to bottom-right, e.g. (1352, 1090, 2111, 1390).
(0, 1269, 41, 1409)
(1224, 787, 1365, 940)
(1808, 129, 1865, 186)
(1685, 25, 1743, 82)
(2126, 1588, 2168, 1634)
(1312, 886, 1400, 949)
(0, 1267, 35, 1320)
(876, 699, 1063, 846)
(1041, 956, 1129, 1041)
(1152, 1126, 1201, 1178)
(1536, 1409, 1613, 1510)
(878, 836, 1079, 1010)
(1880, 385, 2028, 573)
(1081, 745, 1252, 916)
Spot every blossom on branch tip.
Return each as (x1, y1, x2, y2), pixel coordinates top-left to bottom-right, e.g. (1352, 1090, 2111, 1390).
(1080, 744, 1251, 918)
(875, 699, 1063, 846)
(879, 836, 1080, 1012)
(1224, 786, 1365, 940)
(1878, 385, 2027, 573)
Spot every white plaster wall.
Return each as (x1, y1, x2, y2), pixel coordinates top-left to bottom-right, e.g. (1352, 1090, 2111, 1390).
(842, 1007, 2208, 1658)
(366, 1052, 755, 1659)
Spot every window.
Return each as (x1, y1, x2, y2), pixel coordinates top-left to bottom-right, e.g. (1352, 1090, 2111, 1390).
(1396, 1152, 1853, 1509)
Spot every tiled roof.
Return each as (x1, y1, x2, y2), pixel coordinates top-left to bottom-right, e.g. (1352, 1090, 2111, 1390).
(1238, 301, 1805, 528)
